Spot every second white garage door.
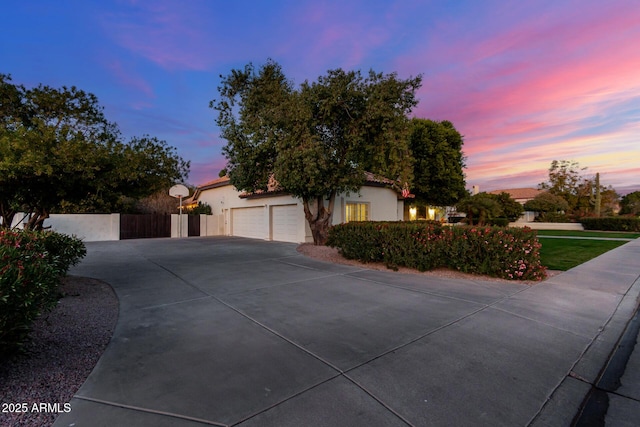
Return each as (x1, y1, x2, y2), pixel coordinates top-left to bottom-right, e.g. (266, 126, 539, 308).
(271, 204, 299, 243)
(231, 207, 265, 239)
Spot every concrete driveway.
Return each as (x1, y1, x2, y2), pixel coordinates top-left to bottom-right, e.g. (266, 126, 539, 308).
(54, 236, 640, 426)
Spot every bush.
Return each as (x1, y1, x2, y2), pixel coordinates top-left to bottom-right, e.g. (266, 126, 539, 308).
(0, 230, 86, 355)
(488, 217, 509, 227)
(187, 201, 213, 215)
(536, 212, 570, 223)
(524, 192, 569, 214)
(38, 230, 87, 275)
(327, 222, 545, 281)
(581, 217, 640, 232)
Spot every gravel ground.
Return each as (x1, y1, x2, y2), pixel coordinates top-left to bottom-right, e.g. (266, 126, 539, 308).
(0, 276, 118, 427)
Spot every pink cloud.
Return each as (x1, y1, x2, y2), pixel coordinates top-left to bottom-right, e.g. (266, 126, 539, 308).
(394, 2, 640, 194)
(105, 59, 155, 99)
(189, 157, 227, 186)
(280, 2, 395, 75)
(100, 1, 213, 70)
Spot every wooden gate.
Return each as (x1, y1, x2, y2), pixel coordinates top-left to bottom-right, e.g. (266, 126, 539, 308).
(188, 215, 200, 237)
(120, 214, 171, 240)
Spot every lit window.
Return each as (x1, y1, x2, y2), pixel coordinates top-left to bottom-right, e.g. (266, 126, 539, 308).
(345, 202, 369, 222)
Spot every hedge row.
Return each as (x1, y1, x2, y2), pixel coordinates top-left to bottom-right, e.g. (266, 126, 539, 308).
(327, 221, 546, 281)
(1, 229, 86, 355)
(581, 217, 640, 232)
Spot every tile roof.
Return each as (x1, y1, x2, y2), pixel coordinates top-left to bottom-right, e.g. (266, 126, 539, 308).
(194, 172, 408, 200)
(198, 176, 231, 189)
(363, 171, 396, 186)
(197, 172, 398, 192)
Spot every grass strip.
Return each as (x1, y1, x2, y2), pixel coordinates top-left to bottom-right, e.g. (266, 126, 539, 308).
(536, 230, 640, 239)
(538, 237, 629, 271)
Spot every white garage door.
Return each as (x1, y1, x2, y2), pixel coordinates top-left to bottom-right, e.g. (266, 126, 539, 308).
(271, 205, 299, 243)
(231, 207, 265, 239)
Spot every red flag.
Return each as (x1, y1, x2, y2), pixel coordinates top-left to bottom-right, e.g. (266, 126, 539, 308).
(402, 184, 410, 198)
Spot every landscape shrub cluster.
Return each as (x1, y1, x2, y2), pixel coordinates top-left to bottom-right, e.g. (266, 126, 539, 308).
(327, 221, 546, 281)
(581, 217, 640, 232)
(534, 212, 570, 223)
(0, 229, 86, 355)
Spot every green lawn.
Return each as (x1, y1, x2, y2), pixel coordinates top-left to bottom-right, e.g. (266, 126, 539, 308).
(536, 230, 640, 239)
(538, 237, 631, 271)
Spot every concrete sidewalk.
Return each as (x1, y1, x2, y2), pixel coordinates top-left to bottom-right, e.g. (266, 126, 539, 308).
(537, 235, 635, 241)
(54, 236, 640, 426)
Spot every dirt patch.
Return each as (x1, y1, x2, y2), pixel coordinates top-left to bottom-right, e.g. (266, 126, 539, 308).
(297, 243, 559, 284)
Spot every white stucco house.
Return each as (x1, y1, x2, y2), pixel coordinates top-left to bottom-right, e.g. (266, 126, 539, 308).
(191, 173, 408, 243)
(488, 188, 544, 205)
(488, 187, 545, 223)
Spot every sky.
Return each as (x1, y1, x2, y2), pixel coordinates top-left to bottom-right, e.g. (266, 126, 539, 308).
(2, 0, 639, 194)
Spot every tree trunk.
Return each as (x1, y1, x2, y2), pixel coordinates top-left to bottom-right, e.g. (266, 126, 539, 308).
(25, 208, 49, 231)
(0, 202, 16, 229)
(303, 193, 336, 245)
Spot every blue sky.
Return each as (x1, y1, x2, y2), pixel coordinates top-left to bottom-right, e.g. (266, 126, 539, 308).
(3, 0, 639, 194)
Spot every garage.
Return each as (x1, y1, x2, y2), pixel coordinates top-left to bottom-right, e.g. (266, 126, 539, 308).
(271, 204, 299, 243)
(231, 207, 265, 239)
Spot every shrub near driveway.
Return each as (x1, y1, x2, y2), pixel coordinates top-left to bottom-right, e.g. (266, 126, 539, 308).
(327, 222, 546, 281)
(0, 230, 86, 355)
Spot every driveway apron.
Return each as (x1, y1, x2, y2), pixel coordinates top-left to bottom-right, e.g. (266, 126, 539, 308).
(54, 236, 640, 426)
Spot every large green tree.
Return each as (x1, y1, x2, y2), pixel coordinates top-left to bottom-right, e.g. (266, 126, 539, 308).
(0, 74, 190, 229)
(408, 118, 466, 206)
(212, 61, 422, 244)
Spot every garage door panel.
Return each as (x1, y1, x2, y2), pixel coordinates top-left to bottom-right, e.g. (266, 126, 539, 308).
(232, 207, 264, 239)
(272, 205, 298, 243)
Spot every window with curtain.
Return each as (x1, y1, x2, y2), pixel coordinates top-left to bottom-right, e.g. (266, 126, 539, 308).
(345, 202, 369, 222)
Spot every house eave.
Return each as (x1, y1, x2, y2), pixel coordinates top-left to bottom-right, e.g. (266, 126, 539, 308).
(239, 190, 289, 200)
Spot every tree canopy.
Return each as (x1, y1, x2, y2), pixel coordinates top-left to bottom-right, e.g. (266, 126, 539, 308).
(523, 192, 570, 214)
(455, 193, 503, 226)
(212, 60, 422, 244)
(455, 192, 522, 225)
(620, 191, 640, 216)
(0, 74, 190, 229)
(408, 118, 467, 206)
(538, 160, 619, 217)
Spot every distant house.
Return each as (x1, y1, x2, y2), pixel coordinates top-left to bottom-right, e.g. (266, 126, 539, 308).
(488, 188, 544, 205)
(191, 173, 408, 243)
(488, 187, 545, 223)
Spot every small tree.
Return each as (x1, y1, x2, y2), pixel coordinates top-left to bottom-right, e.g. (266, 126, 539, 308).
(455, 193, 502, 225)
(524, 192, 570, 221)
(455, 192, 522, 225)
(492, 192, 524, 222)
(620, 191, 640, 216)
